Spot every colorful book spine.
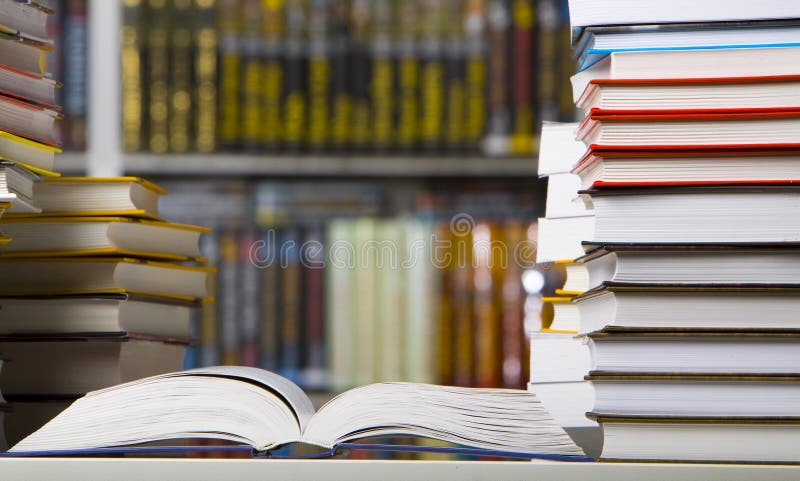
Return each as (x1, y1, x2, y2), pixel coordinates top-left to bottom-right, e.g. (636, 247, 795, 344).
(195, 0, 218, 152)
(417, 0, 445, 153)
(146, 0, 171, 153)
(280, 227, 302, 383)
(393, 0, 419, 152)
(260, 0, 284, 151)
(218, 229, 241, 365)
(239, 228, 261, 367)
(329, 0, 352, 151)
(218, 0, 243, 149)
(370, 0, 394, 152)
(63, 0, 88, 151)
(170, 0, 195, 152)
(348, 0, 371, 151)
(302, 224, 326, 389)
(452, 218, 474, 386)
(464, 0, 487, 153)
(536, 0, 559, 123)
(307, 0, 332, 151)
(484, 0, 510, 155)
(282, 0, 308, 151)
(444, 0, 466, 152)
(473, 221, 502, 388)
(509, 0, 536, 156)
(241, 0, 265, 150)
(121, 0, 144, 152)
(258, 227, 282, 372)
(435, 220, 455, 385)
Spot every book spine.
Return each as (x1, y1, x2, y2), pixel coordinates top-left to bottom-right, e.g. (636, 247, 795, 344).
(353, 217, 377, 385)
(170, 0, 195, 152)
(258, 227, 282, 372)
(484, 0, 509, 156)
(329, 0, 351, 151)
(404, 218, 437, 383)
(435, 220, 454, 385)
(218, 229, 241, 364)
(443, 0, 466, 153)
(121, 0, 144, 152)
(307, 0, 332, 152)
(464, 0, 487, 153)
(536, 0, 558, 123)
(261, 0, 285, 151)
(194, 0, 218, 152)
(302, 224, 326, 389)
(370, 0, 393, 152)
(280, 227, 302, 383)
(239, 228, 260, 367)
(326, 220, 353, 391)
(501, 220, 526, 388)
(556, 0, 573, 121)
(417, 0, 445, 153)
(146, 0, 172, 153)
(473, 220, 502, 388)
(282, 0, 307, 151)
(509, 0, 536, 156)
(452, 219, 474, 386)
(218, 0, 243, 150)
(393, 0, 418, 152)
(348, 0, 371, 152)
(376, 220, 403, 381)
(241, 0, 264, 150)
(200, 231, 221, 366)
(63, 0, 88, 151)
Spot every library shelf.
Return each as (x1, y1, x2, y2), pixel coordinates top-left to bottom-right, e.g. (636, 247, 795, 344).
(0, 458, 798, 481)
(120, 153, 539, 178)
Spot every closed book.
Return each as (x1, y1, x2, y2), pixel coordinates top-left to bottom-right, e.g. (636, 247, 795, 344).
(0, 216, 210, 261)
(0, 333, 188, 395)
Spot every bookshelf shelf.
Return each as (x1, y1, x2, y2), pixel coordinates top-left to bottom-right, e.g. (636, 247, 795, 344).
(120, 153, 538, 177)
(0, 458, 797, 481)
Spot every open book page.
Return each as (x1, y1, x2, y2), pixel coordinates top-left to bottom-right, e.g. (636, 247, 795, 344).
(302, 383, 585, 457)
(10, 367, 315, 452)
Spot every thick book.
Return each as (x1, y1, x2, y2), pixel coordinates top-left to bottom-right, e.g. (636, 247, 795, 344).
(537, 121, 584, 176)
(535, 215, 594, 263)
(0, 333, 187, 395)
(541, 296, 579, 332)
(0, 0, 51, 41)
(0, 92, 57, 145)
(575, 285, 800, 334)
(570, 48, 800, 104)
(0, 293, 195, 338)
(577, 75, 800, 112)
(571, 245, 800, 291)
(0, 64, 57, 106)
(0, 257, 213, 301)
(529, 331, 589, 383)
(0, 216, 209, 260)
(545, 172, 592, 219)
(0, 130, 59, 174)
(587, 329, 800, 375)
(574, 22, 800, 72)
(19, 176, 164, 218)
(573, 146, 800, 188)
(586, 185, 800, 244)
(587, 414, 800, 463)
(567, 0, 800, 30)
(589, 373, 800, 418)
(0, 32, 49, 75)
(0, 160, 39, 213)
(578, 108, 800, 148)
(8, 366, 586, 458)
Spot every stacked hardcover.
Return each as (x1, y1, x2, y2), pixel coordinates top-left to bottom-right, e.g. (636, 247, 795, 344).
(536, 0, 800, 463)
(0, 177, 214, 447)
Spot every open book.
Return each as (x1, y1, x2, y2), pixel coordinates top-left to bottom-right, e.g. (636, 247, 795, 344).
(9, 366, 586, 458)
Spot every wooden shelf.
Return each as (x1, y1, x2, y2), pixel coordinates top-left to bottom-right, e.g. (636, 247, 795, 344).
(120, 153, 538, 178)
(0, 458, 797, 481)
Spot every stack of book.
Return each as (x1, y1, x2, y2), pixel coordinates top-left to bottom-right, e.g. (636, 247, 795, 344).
(0, 177, 214, 447)
(537, 0, 800, 463)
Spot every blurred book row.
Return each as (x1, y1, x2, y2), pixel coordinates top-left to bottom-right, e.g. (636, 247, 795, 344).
(120, 0, 576, 156)
(159, 180, 560, 392)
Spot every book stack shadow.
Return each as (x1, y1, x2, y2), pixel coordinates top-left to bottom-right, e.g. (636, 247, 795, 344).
(538, 8, 800, 463)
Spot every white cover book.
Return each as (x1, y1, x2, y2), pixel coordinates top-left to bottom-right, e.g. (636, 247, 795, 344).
(538, 122, 585, 177)
(536, 216, 595, 263)
(529, 331, 591, 383)
(546, 173, 593, 219)
(529, 381, 597, 429)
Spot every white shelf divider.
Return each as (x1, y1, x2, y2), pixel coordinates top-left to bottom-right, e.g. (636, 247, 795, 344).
(86, 0, 122, 177)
